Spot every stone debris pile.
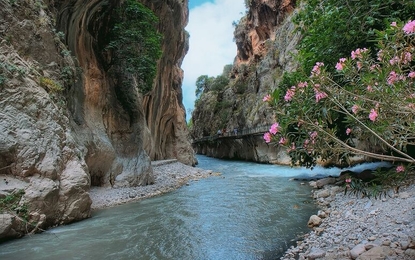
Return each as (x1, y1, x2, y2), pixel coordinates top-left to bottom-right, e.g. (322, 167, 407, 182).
(282, 176, 415, 260)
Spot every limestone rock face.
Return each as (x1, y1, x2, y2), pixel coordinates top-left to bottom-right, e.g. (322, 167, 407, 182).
(234, 0, 296, 64)
(193, 136, 291, 165)
(141, 0, 197, 166)
(0, 0, 193, 240)
(191, 0, 299, 163)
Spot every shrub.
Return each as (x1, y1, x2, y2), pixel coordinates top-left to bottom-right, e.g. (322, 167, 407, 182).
(264, 20, 415, 192)
(106, 0, 162, 94)
(294, 0, 415, 73)
(0, 189, 28, 221)
(39, 76, 63, 92)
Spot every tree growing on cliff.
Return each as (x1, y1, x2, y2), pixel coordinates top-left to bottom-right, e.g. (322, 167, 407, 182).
(106, 0, 162, 94)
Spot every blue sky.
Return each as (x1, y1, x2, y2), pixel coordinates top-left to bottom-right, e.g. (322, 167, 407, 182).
(189, 0, 214, 9)
(182, 0, 246, 121)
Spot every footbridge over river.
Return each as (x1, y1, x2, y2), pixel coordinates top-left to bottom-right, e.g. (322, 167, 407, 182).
(192, 124, 273, 144)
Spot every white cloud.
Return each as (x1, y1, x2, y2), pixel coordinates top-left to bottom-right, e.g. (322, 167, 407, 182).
(181, 0, 246, 119)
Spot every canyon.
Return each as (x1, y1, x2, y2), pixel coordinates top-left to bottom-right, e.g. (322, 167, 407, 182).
(0, 0, 193, 241)
(191, 0, 299, 164)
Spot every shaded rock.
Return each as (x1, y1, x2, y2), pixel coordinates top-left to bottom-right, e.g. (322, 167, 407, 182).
(351, 244, 366, 259)
(308, 215, 322, 227)
(307, 247, 326, 259)
(405, 248, 415, 256)
(315, 177, 336, 188)
(315, 189, 330, 198)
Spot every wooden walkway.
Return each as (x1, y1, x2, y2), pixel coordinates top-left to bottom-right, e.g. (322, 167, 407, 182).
(192, 124, 272, 144)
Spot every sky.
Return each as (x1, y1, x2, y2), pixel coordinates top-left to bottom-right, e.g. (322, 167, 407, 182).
(182, 0, 246, 121)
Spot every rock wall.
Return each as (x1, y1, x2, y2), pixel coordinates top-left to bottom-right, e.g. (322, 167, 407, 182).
(0, 0, 193, 241)
(0, 0, 92, 241)
(193, 136, 291, 165)
(191, 0, 299, 163)
(141, 0, 197, 166)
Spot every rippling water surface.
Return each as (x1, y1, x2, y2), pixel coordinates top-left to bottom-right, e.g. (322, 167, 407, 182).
(1, 155, 385, 260)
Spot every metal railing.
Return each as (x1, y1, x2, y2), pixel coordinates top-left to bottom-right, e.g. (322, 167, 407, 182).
(192, 124, 273, 143)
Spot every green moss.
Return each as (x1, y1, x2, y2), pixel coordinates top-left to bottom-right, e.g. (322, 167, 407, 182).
(0, 189, 28, 221)
(39, 76, 63, 92)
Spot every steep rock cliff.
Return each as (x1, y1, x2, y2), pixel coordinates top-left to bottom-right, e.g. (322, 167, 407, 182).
(140, 0, 197, 167)
(191, 0, 298, 163)
(0, 0, 193, 241)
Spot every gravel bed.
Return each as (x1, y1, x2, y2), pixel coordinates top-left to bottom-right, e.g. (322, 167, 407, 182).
(89, 160, 215, 210)
(281, 176, 415, 260)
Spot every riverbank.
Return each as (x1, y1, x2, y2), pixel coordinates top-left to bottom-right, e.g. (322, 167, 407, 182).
(281, 175, 415, 260)
(89, 160, 215, 210)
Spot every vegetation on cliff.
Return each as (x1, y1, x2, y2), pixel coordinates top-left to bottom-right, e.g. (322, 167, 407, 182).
(106, 0, 162, 94)
(264, 13, 415, 195)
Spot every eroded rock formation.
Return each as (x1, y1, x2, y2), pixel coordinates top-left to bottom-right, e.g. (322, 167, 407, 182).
(0, 0, 193, 241)
(234, 0, 296, 63)
(191, 0, 299, 163)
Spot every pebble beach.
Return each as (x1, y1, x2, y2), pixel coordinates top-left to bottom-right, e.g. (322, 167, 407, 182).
(281, 175, 415, 260)
(89, 160, 215, 210)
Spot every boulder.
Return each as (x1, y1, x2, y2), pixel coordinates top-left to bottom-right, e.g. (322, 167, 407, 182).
(307, 215, 322, 227)
(315, 177, 336, 188)
(350, 244, 366, 259)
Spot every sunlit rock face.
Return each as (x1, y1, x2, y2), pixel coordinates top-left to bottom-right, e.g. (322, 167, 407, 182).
(234, 0, 296, 64)
(140, 0, 197, 167)
(191, 0, 299, 163)
(0, 0, 194, 240)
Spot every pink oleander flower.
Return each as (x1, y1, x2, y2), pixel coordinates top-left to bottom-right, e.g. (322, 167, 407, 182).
(311, 62, 324, 76)
(369, 109, 378, 122)
(356, 62, 362, 70)
(345, 178, 352, 183)
(263, 94, 271, 102)
(269, 122, 279, 135)
(297, 81, 308, 88)
(335, 62, 343, 71)
(408, 71, 415, 78)
(335, 58, 346, 71)
(403, 52, 412, 64)
(370, 64, 380, 71)
(367, 85, 373, 92)
(403, 20, 415, 34)
(391, 21, 397, 27)
(396, 165, 405, 173)
(387, 71, 398, 85)
(315, 91, 328, 102)
(346, 128, 352, 135)
(351, 48, 368, 60)
(279, 137, 287, 145)
(389, 56, 399, 65)
(263, 132, 272, 143)
(309, 131, 318, 140)
(284, 87, 296, 102)
(351, 104, 359, 114)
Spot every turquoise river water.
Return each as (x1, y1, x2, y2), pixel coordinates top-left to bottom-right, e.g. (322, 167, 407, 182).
(0, 155, 388, 260)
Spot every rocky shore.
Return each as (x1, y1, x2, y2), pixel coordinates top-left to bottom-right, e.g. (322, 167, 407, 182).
(281, 175, 415, 260)
(89, 160, 215, 210)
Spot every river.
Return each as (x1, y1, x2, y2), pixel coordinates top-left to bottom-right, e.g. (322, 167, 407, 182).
(0, 155, 388, 260)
